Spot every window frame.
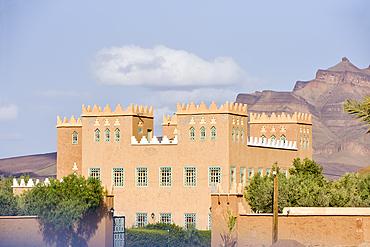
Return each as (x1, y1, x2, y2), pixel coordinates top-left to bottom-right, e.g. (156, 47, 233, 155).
(159, 167, 172, 187)
(94, 129, 100, 142)
(112, 167, 124, 187)
(136, 167, 148, 187)
(240, 167, 246, 187)
(208, 167, 221, 187)
(135, 213, 148, 228)
(104, 128, 110, 142)
(189, 127, 195, 141)
(210, 126, 216, 140)
(184, 167, 197, 187)
(184, 213, 196, 229)
(72, 131, 78, 145)
(89, 167, 101, 180)
(200, 126, 206, 141)
(114, 128, 120, 142)
(230, 166, 236, 188)
(159, 213, 172, 224)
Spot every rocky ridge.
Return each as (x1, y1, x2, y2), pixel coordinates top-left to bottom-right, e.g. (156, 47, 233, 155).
(236, 57, 370, 180)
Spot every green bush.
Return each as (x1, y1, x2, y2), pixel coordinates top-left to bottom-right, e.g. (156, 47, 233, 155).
(199, 230, 211, 247)
(126, 228, 168, 247)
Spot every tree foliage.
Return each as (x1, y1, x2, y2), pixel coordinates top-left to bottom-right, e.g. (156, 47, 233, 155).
(344, 94, 370, 133)
(0, 175, 19, 216)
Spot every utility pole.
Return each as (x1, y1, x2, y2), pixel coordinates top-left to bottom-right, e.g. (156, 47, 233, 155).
(272, 162, 278, 244)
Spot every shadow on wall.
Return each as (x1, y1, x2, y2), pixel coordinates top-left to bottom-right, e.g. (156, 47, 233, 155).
(39, 204, 108, 247)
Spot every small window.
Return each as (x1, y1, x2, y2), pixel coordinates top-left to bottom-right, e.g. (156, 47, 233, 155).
(136, 167, 148, 187)
(303, 136, 306, 148)
(307, 137, 309, 148)
(230, 166, 236, 188)
(271, 135, 276, 141)
(200, 127, 206, 141)
(89, 167, 101, 180)
(300, 135, 302, 147)
(280, 135, 286, 144)
(258, 168, 263, 175)
(189, 127, 195, 141)
(159, 213, 172, 224)
(241, 129, 244, 142)
(135, 213, 148, 228)
(232, 128, 235, 141)
(184, 214, 196, 229)
(208, 167, 221, 187)
(72, 131, 78, 145)
(240, 167, 246, 187)
(160, 167, 172, 187)
(282, 169, 288, 177)
(112, 167, 124, 187)
(266, 168, 271, 176)
(138, 128, 143, 134)
(184, 167, 196, 187)
(236, 128, 239, 142)
(248, 168, 254, 179)
(261, 135, 266, 143)
(210, 126, 216, 140)
(208, 214, 212, 230)
(105, 129, 110, 142)
(114, 129, 120, 142)
(94, 129, 100, 142)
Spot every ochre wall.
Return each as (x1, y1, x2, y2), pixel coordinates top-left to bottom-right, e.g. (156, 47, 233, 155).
(211, 194, 370, 247)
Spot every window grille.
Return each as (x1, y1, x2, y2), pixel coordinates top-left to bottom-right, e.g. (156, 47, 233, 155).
(189, 127, 195, 141)
(241, 129, 244, 142)
(210, 126, 216, 140)
(271, 135, 276, 141)
(94, 129, 100, 142)
(114, 129, 120, 142)
(136, 167, 148, 187)
(232, 128, 235, 141)
(160, 167, 172, 187)
(307, 137, 309, 148)
(184, 214, 196, 229)
(105, 129, 110, 142)
(112, 168, 124, 187)
(280, 135, 286, 144)
(184, 167, 196, 187)
(72, 131, 78, 145)
(300, 135, 302, 147)
(261, 135, 266, 143)
(240, 167, 246, 187)
(230, 166, 236, 188)
(89, 167, 101, 180)
(135, 213, 148, 228)
(303, 136, 306, 148)
(208, 167, 221, 187)
(159, 213, 172, 224)
(200, 126, 206, 141)
(236, 128, 239, 142)
(208, 214, 212, 230)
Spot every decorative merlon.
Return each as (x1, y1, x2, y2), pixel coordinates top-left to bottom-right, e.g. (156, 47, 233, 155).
(12, 177, 63, 188)
(81, 104, 153, 117)
(176, 101, 248, 116)
(131, 135, 178, 145)
(247, 136, 297, 150)
(56, 115, 82, 127)
(249, 112, 312, 124)
(162, 115, 177, 126)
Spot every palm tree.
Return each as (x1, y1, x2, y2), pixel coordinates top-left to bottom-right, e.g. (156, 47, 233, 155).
(344, 94, 370, 134)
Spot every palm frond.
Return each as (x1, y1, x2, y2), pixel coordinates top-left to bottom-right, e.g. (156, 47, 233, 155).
(344, 94, 370, 133)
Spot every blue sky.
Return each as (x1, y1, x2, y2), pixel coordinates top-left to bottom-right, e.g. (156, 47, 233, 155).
(0, 0, 369, 158)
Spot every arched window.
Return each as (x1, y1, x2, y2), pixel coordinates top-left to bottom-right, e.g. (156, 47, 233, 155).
(307, 137, 309, 148)
(236, 128, 239, 142)
(72, 131, 78, 145)
(280, 135, 286, 144)
(105, 129, 110, 142)
(94, 129, 100, 142)
(241, 129, 244, 142)
(189, 127, 195, 141)
(232, 128, 235, 141)
(271, 135, 276, 141)
(200, 126, 206, 141)
(261, 135, 266, 143)
(114, 129, 120, 142)
(210, 126, 216, 140)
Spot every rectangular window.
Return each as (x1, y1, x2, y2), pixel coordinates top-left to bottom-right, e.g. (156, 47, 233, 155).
(208, 167, 221, 187)
(208, 214, 212, 230)
(112, 168, 124, 187)
(89, 167, 101, 180)
(184, 213, 196, 229)
(266, 168, 271, 176)
(160, 167, 172, 187)
(248, 168, 254, 179)
(258, 168, 263, 175)
(159, 213, 172, 224)
(135, 213, 148, 228)
(283, 169, 288, 177)
(240, 167, 246, 187)
(230, 166, 236, 188)
(138, 128, 143, 134)
(136, 167, 148, 187)
(184, 167, 196, 187)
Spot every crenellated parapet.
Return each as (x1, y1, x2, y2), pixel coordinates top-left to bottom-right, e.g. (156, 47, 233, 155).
(131, 135, 178, 145)
(247, 136, 297, 150)
(81, 104, 154, 118)
(176, 101, 248, 116)
(56, 115, 82, 127)
(249, 112, 312, 125)
(162, 115, 177, 126)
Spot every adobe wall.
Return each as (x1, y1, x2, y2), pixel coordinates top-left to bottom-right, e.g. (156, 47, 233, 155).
(211, 193, 370, 247)
(0, 210, 113, 247)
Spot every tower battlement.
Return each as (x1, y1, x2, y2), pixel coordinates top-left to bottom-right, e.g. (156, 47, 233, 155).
(81, 104, 153, 117)
(249, 112, 312, 124)
(176, 101, 247, 116)
(162, 115, 177, 126)
(56, 115, 82, 127)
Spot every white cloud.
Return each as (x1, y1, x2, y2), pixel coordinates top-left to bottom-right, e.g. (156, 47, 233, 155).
(0, 104, 19, 121)
(0, 132, 24, 140)
(91, 45, 251, 87)
(32, 90, 89, 98)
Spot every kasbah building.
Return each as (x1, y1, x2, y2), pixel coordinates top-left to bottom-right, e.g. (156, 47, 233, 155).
(56, 100, 312, 230)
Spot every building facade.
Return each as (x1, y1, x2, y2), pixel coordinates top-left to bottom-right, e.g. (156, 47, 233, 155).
(56, 101, 312, 230)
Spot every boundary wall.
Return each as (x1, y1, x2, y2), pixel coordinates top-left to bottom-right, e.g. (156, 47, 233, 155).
(211, 193, 370, 247)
